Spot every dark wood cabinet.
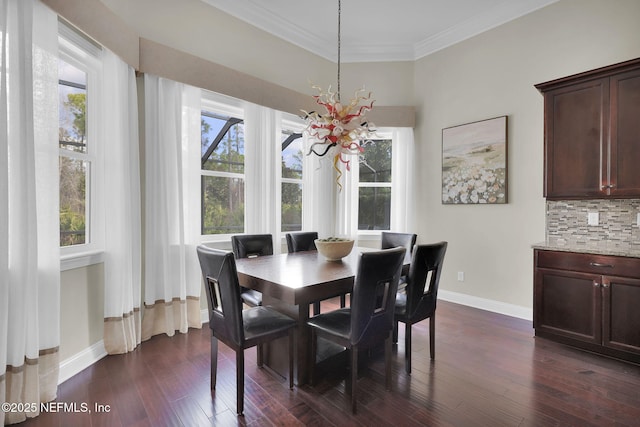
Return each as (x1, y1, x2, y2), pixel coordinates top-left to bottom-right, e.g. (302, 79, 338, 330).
(536, 58, 640, 199)
(534, 249, 640, 362)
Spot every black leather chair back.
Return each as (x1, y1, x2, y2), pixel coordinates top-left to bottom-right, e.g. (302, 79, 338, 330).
(232, 234, 273, 259)
(381, 231, 417, 254)
(350, 247, 406, 348)
(286, 231, 318, 253)
(196, 246, 244, 347)
(405, 242, 448, 321)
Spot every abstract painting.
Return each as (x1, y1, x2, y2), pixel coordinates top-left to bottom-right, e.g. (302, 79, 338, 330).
(442, 116, 507, 204)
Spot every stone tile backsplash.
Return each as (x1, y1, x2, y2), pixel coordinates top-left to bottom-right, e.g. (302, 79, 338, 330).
(546, 199, 640, 247)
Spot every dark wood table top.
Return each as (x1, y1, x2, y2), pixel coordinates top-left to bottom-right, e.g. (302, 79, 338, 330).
(235, 247, 410, 307)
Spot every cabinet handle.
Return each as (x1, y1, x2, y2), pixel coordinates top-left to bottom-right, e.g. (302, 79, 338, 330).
(602, 283, 610, 288)
(593, 281, 600, 287)
(601, 184, 617, 189)
(589, 262, 613, 268)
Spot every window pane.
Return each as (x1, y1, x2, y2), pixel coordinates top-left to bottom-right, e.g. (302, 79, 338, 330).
(60, 157, 87, 246)
(359, 139, 392, 183)
(58, 59, 87, 153)
(202, 176, 244, 234)
(282, 182, 302, 232)
(201, 113, 244, 173)
(282, 133, 303, 179)
(358, 187, 391, 230)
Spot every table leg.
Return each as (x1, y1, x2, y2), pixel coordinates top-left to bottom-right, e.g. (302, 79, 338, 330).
(262, 294, 311, 386)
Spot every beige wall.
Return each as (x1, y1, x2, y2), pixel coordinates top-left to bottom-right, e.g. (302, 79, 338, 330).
(60, 264, 104, 360)
(57, 0, 640, 363)
(413, 0, 640, 310)
(99, 0, 416, 107)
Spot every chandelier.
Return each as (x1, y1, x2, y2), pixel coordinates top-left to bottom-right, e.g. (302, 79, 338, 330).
(302, 0, 376, 187)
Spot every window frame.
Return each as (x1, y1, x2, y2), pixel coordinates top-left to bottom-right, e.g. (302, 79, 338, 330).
(58, 29, 104, 269)
(280, 116, 305, 233)
(200, 93, 246, 241)
(357, 130, 393, 239)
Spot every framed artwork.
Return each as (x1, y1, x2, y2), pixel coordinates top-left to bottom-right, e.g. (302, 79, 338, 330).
(441, 116, 508, 204)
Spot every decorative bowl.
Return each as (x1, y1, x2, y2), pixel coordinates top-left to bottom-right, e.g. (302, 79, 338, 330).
(314, 238, 355, 261)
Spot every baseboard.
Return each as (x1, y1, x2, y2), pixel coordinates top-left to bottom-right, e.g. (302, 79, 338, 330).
(58, 340, 107, 385)
(438, 290, 533, 321)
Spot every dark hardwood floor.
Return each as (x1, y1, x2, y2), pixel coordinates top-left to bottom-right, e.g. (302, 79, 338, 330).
(19, 300, 640, 426)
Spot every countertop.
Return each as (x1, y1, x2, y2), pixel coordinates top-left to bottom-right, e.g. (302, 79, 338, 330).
(532, 241, 640, 259)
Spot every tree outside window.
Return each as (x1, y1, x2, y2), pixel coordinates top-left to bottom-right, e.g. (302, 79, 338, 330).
(58, 59, 88, 246)
(358, 139, 392, 230)
(281, 131, 303, 232)
(201, 112, 245, 235)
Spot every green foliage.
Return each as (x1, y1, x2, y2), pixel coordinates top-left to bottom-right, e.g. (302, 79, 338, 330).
(64, 93, 86, 142)
(59, 91, 87, 246)
(200, 119, 248, 234)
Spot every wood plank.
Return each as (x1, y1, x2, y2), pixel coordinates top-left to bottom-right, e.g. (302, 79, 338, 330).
(20, 300, 640, 426)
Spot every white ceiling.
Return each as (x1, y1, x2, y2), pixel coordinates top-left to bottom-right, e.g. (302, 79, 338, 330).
(202, 0, 558, 62)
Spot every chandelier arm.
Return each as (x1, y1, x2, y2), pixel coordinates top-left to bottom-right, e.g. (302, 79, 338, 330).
(308, 141, 337, 157)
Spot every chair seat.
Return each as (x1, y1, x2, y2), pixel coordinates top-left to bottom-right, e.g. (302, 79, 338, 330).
(307, 308, 351, 341)
(243, 306, 297, 343)
(241, 289, 262, 307)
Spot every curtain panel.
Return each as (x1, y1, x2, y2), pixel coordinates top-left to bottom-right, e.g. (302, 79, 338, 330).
(0, 0, 60, 424)
(142, 74, 202, 340)
(244, 104, 279, 241)
(302, 136, 336, 239)
(102, 49, 143, 354)
(390, 128, 415, 232)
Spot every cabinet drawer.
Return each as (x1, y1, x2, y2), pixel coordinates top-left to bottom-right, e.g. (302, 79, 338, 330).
(535, 250, 640, 278)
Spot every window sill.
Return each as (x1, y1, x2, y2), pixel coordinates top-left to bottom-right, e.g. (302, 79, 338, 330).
(357, 231, 383, 241)
(61, 251, 104, 271)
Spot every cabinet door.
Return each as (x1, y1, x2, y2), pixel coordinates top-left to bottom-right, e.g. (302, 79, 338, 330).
(609, 69, 640, 197)
(534, 268, 601, 344)
(544, 78, 609, 198)
(602, 276, 640, 355)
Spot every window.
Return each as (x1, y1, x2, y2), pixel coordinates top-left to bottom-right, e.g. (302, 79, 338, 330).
(358, 138, 392, 230)
(281, 128, 303, 232)
(58, 27, 102, 257)
(201, 110, 245, 235)
(58, 59, 88, 246)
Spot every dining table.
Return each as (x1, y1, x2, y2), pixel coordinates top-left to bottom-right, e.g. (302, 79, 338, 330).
(234, 246, 410, 385)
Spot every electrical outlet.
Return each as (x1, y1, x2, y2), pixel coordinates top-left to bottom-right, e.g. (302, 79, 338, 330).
(588, 212, 599, 226)
(457, 271, 465, 282)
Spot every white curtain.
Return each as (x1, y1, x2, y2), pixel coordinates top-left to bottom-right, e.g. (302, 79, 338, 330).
(142, 74, 202, 340)
(102, 49, 142, 354)
(303, 139, 337, 239)
(390, 128, 415, 232)
(0, 0, 60, 424)
(244, 103, 279, 244)
(336, 150, 360, 239)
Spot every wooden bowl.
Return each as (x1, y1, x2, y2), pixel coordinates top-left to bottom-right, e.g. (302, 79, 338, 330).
(314, 238, 355, 261)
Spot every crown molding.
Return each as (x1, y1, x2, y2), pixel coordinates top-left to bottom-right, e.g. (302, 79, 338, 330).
(414, 0, 559, 59)
(203, 0, 559, 63)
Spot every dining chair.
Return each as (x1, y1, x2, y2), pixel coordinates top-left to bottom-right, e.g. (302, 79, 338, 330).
(381, 231, 417, 252)
(394, 241, 447, 374)
(285, 231, 318, 253)
(231, 234, 274, 307)
(381, 231, 417, 286)
(307, 246, 406, 413)
(196, 245, 296, 416)
(285, 231, 348, 316)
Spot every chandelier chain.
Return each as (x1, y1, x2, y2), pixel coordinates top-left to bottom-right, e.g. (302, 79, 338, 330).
(337, 0, 341, 101)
